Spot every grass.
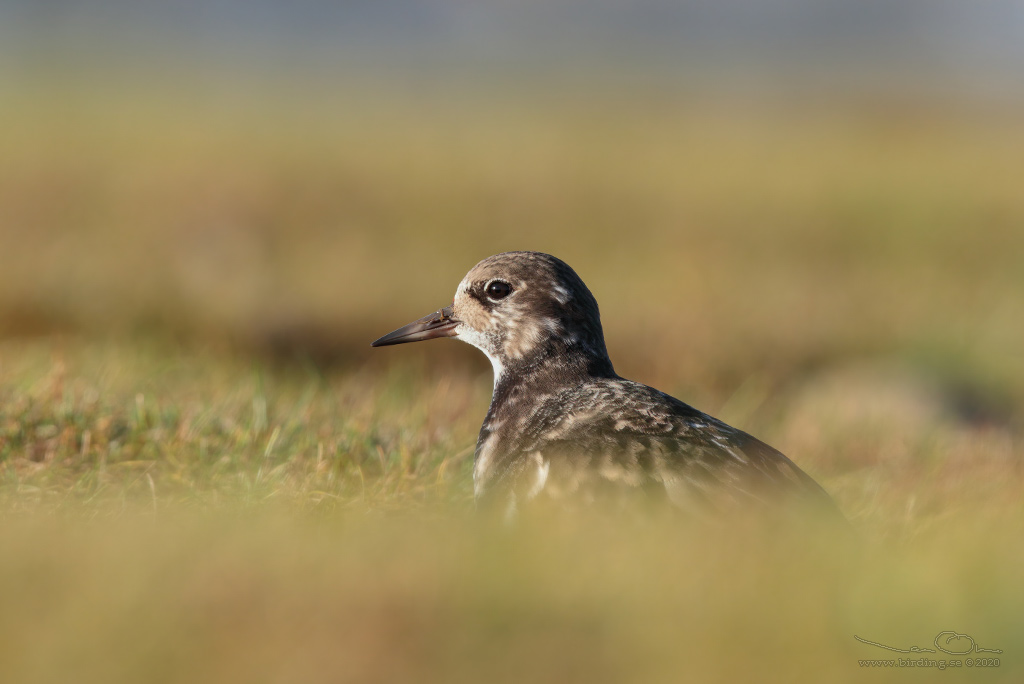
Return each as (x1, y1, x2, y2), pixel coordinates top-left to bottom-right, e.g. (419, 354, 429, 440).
(1, 337, 1021, 682)
(1, 505, 1020, 684)
(1, 78, 1023, 681)
(0, 340, 485, 514)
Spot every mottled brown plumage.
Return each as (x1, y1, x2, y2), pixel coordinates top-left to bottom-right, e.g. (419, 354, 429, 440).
(372, 251, 840, 520)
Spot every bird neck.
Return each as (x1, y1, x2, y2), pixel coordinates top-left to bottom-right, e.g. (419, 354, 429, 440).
(483, 338, 615, 432)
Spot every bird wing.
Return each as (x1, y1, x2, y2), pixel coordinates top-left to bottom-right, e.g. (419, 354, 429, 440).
(488, 378, 836, 515)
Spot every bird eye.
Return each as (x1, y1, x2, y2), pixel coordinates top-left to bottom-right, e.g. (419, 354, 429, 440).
(485, 280, 512, 300)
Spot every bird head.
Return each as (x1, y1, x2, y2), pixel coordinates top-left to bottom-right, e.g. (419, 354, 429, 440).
(371, 251, 613, 382)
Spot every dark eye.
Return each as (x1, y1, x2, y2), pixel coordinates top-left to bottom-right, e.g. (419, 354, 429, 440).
(485, 280, 512, 300)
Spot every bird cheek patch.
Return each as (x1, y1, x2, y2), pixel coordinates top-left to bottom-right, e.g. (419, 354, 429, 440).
(503, 317, 545, 360)
(499, 314, 568, 359)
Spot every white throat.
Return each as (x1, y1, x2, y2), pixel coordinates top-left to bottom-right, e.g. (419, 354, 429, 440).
(487, 354, 505, 391)
(454, 326, 505, 392)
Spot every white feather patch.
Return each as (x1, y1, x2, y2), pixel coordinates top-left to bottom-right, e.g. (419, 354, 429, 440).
(455, 325, 505, 390)
(525, 452, 550, 499)
(552, 283, 572, 304)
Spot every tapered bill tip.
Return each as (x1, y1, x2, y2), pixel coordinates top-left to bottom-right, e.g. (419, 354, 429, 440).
(371, 306, 458, 347)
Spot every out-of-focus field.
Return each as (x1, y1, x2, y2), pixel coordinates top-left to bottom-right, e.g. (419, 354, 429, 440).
(1, 81, 1023, 682)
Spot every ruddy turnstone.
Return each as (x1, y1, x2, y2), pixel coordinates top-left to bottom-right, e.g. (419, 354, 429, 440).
(372, 251, 840, 519)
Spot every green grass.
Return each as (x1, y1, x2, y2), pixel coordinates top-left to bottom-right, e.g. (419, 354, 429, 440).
(1, 80, 1023, 681)
(0, 341, 486, 514)
(1, 338, 1021, 682)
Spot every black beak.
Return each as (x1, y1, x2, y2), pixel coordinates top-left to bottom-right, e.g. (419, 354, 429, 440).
(371, 306, 459, 347)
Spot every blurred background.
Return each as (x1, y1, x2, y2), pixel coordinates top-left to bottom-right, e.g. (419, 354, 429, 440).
(3, 1, 1023, 378)
(2, 4, 1023, 345)
(1, 3, 1024, 682)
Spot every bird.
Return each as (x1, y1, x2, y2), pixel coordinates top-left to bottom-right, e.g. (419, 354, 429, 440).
(371, 251, 842, 522)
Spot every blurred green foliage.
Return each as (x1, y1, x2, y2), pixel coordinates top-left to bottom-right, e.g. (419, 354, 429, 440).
(3, 84, 1023, 398)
